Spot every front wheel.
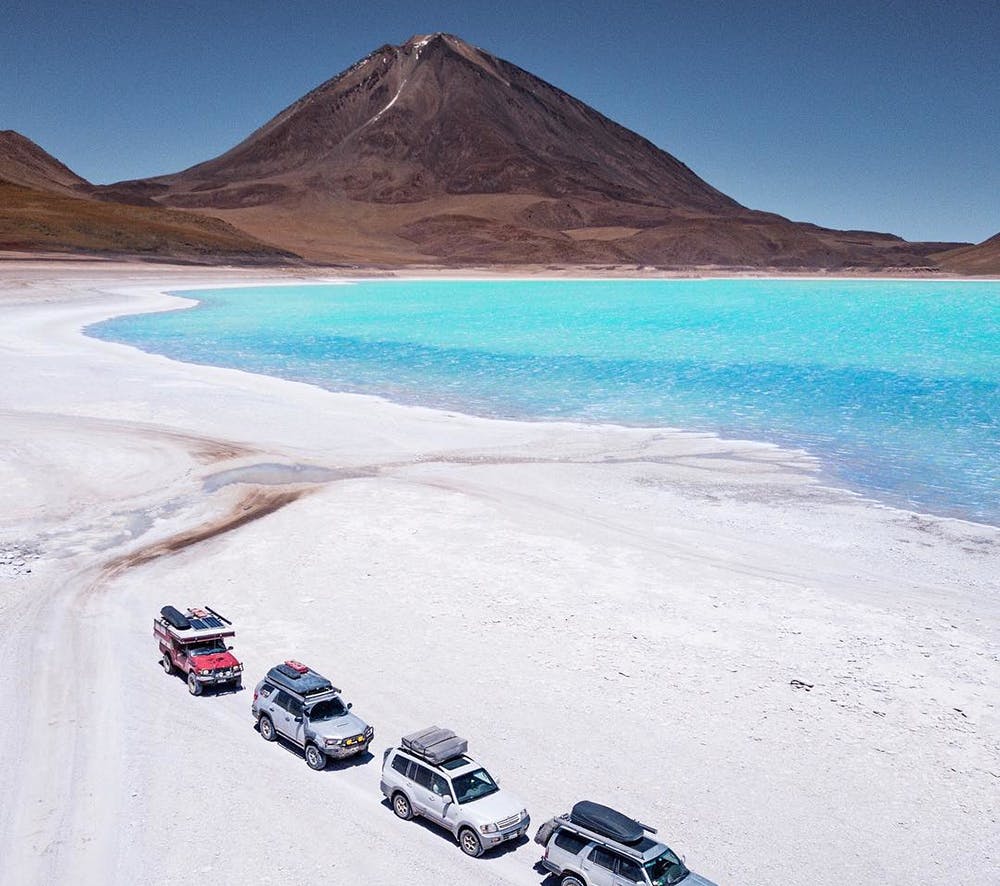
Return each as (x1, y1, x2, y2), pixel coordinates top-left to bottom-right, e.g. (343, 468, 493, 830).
(258, 715, 276, 741)
(187, 673, 202, 696)
(459, 827, 484, 858)
(560, 875, 586, 886)
(304, 743, 326, 771)
(392, 792, 413, 820)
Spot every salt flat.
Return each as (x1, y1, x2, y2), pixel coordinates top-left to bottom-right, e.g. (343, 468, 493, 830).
(0, 262, 996, 886)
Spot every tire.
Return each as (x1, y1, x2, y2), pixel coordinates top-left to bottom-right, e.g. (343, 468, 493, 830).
(392, 792, 413, 821)
(187, 673, 202, 696)
(304, 743, 326, 771)
(258, 714, 276, 742)
(560, 875, 586, 886)
(459, 827, 484, 858)
(161, 654, 173, 675)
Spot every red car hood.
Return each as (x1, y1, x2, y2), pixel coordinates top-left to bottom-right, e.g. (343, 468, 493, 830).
(190, 651, 240, 670)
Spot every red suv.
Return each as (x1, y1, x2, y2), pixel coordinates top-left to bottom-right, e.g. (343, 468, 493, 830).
(155, 605, 243, 695)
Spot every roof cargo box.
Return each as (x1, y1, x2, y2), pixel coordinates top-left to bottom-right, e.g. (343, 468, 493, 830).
(266, 664, 335, 696)
(570, 801, 645, 845)
(160, 606, 191, 630)
(401, 726, 468, 764)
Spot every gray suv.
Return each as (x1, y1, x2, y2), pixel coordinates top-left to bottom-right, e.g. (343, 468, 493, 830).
(536, 801, 717, 886)
(251, 660, 373, 770)
(380, 726, 530, 857)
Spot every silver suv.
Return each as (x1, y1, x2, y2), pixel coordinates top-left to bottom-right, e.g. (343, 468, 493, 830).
(536, 801, 717, 886)
(380, 726, 530, 857)
(251, 660, 373, 770)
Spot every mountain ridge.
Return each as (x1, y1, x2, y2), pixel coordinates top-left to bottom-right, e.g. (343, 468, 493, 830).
(99, 32, 964, 268)
(0, 132, 297, 263)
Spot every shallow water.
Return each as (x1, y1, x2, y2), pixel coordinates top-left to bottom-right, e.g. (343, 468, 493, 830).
(90, 279, 1000, 524)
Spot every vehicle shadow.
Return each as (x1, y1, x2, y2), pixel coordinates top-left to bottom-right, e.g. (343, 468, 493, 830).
(251, 721, 374, 770)
(377, 798, 531, 858)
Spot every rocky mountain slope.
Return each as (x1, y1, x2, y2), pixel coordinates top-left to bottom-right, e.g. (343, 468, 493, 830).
(106, 33, 966, 268)
(934, 232, 1000, 275)
(0, 132, 297, 262)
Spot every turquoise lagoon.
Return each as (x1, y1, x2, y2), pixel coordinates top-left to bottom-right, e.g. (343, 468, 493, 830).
(90, 279, 1000, 525)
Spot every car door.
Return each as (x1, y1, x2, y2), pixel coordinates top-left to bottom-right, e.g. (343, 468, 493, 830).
(270, 690, 296, 739)
(285, 695, 306, 746)
(582, 845, 619, 886)
(409, 763, 437, 820)
(420, 772, 453, 827)
(614, 855, 646, 886)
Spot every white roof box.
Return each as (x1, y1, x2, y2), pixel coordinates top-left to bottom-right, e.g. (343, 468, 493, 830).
(401, 726, 468, 765)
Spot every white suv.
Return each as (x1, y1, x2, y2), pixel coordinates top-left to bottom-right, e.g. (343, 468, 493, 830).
(380, 726, 530, 857)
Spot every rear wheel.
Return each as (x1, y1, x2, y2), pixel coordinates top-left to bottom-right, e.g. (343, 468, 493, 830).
(187, 673, 202, 696)
(392, 792, 413, 820)
(304, 743, 326, 770)
(459, 827, 483, 858)
(160, 654, 172, 675)
(258, 714, 276, 741)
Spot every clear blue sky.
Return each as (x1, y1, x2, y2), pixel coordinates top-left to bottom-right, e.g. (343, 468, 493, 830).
(3, 0, 997, 243)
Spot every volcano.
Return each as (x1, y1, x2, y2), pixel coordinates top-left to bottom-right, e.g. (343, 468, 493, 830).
(99, 33, 965, 268)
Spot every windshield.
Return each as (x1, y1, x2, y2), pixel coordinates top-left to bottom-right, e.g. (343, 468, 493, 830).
(308, 698, 349, 720)
(644, 848, 689, 886)
(451, 767, 499, 804)
(186, 639, 227, 656)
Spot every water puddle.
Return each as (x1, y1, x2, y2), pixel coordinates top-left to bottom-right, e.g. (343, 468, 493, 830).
(203, 462, 365, 492)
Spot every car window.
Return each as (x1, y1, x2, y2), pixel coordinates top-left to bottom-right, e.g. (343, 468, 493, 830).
(618, 857, 644, 882)
(589, 845, 618, 871)
(286, 696, 303, 716)
(412, 764, 434, 789)
(390, 754, 412, 778)
(271, 690, 292, 711)
(430, 774, 450, 796)
(554, 829, 590, 855)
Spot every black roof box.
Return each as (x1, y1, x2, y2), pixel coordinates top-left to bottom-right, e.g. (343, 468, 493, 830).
(160, 605, 191, 630)
(266, 664, 335, 696)
(570, 801, 645, 845)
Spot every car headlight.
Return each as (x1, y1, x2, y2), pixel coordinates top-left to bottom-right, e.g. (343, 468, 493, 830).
(198, 669, 211, 676)
(479, 823, 498, 834)
(325, 737, 342, 748)
(520, 808, 528, 819)
(234, 664, 243, 672)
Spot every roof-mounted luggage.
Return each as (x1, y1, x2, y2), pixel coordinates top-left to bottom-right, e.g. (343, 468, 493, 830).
(160, 605, 191, 630)
(265, 662, 338, 696)
(569, 801, 656, 845)
(401, 726, 468, 765)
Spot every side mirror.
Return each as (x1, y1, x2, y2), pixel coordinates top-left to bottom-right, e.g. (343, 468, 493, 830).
(294, 715, 303, 723)
(440, 793, 453, 804)
(347, 702, 353, 709)
(227, 646, 234, 651)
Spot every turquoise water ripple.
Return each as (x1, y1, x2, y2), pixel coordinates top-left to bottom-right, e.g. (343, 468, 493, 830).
(90, 279, 1000, 525)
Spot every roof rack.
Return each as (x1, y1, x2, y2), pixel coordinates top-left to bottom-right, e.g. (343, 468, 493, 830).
(265, 662, 339, 696)
(401, 726, 468, 765)
(156, 605, 235, 640)
(560, 802, 658, 855)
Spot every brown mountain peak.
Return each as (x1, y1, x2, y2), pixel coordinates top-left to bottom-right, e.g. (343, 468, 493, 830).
(0, 130, 89, 193)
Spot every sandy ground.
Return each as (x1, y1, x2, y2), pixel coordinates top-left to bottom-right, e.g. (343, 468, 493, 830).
(0, 261, 996, 886)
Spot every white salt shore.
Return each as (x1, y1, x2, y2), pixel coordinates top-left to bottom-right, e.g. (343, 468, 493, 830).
(0, 262, 996, 886)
